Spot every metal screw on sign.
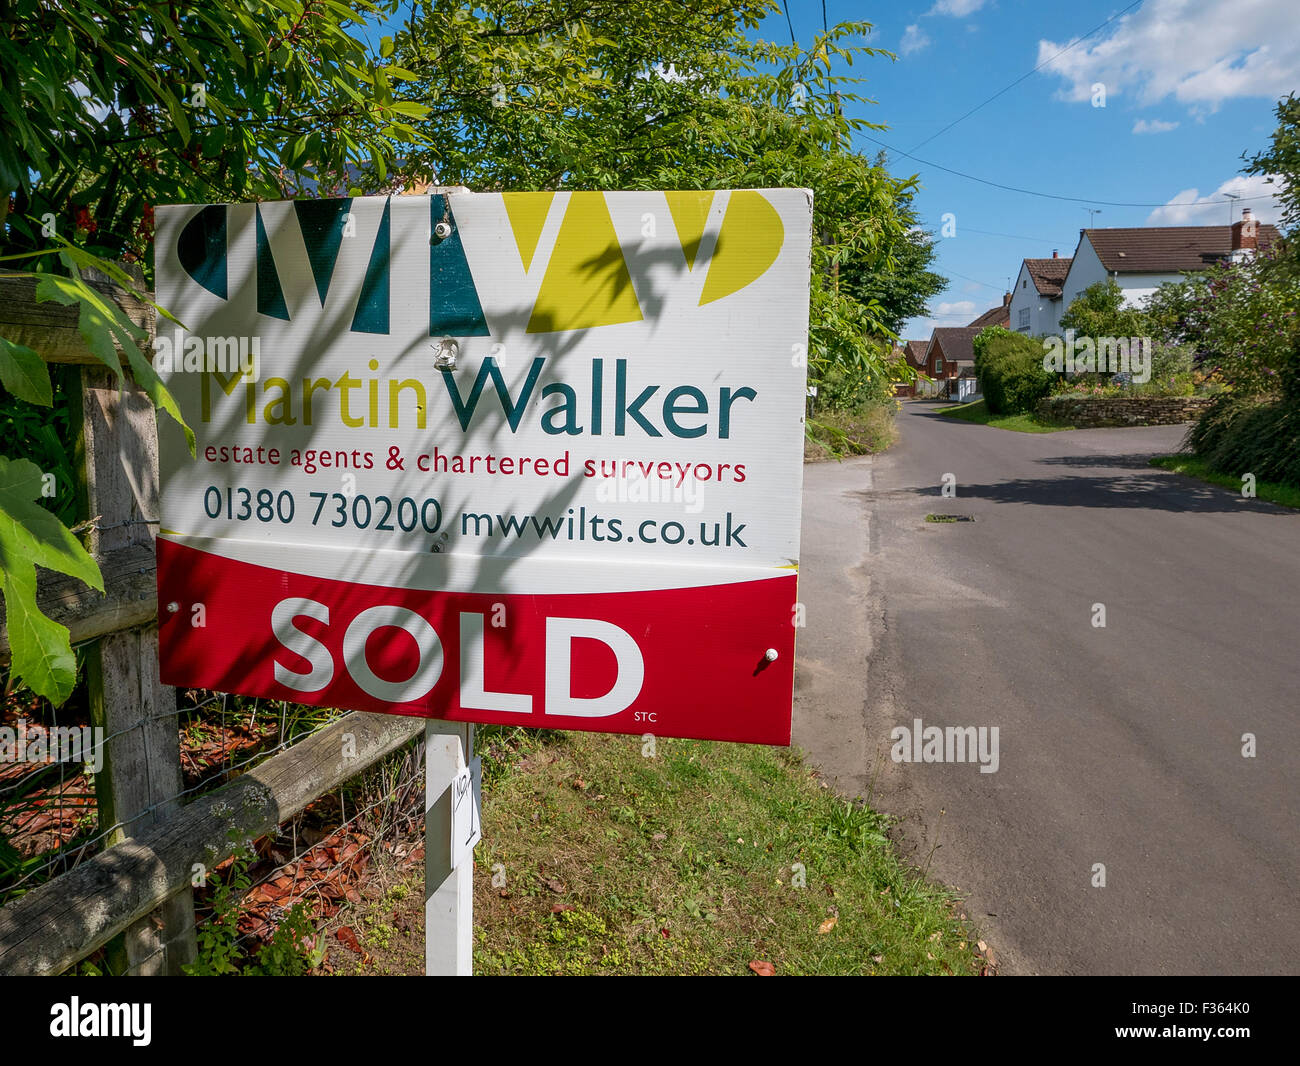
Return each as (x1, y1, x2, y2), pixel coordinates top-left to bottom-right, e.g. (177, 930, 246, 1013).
(433, 220, 453, 240)
(166, 601, 180, 613)
(434, 338, 459, 371)
(764, 648, 779, 662)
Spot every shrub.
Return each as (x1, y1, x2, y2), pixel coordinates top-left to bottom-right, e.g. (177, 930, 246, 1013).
(1185, 394, 1300, 487)
(973, 326, 1053, 414)
(1060, 279, 1148, 339)
(806, 400, 898, 459)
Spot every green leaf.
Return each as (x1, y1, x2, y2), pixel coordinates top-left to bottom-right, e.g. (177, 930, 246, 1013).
(32, 272, 81, 308)
(0, 457, 102, 589)
(0, 456, 104, 705)
(388, 101, 430, 119)
(2, 565, 77, 705)
(0, 337, 52, 406)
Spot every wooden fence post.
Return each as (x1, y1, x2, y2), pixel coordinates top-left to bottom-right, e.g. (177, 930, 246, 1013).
(76, 361, 196, 976)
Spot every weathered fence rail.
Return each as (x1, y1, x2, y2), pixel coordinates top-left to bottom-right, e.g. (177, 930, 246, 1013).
(0, 271, 421, 975)
(0, 710, 421, 976)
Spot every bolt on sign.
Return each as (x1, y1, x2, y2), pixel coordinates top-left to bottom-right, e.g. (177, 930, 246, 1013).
(154, 190, 811, 744)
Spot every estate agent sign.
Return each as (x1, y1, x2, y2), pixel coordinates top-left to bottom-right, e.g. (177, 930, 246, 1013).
(154, 189, 811, 744)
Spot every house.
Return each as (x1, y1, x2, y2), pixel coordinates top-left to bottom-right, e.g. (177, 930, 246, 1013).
(920, 327, 982, 401)
(892, 339, 929, 398)
(1010, 211, 1281, 337)
(1055, 210, 1281, 315)
(967, 292, 1012, 331)
(1009, 253, 1072, 337)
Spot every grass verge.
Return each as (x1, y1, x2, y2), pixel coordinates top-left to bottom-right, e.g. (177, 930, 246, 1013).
(1149, 454, 1300, 510)
(323, 728, 988, 976)
(475, 731, 982, 975)
(805, 402, 899, 460)
(938, 399, 1073, 433)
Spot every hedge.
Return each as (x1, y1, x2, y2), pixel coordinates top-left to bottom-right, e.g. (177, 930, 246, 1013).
(973, 327, 1053, 414)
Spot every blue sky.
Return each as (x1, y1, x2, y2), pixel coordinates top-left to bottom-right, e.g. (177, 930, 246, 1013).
(776, 0, 1295, 338)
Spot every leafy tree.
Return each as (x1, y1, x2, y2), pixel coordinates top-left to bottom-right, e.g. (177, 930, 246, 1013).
(0, 0, 438, 704)
(1244, 93, 1300, 234)
(1178, 93, 1300, 486)
(1240, 92, 1300, 401)
(0, 0, 431, 264)
(1, 2, 937, 702)
(842, 224, 948, 341)
(388, 2, 940, 403)
(1059, 279, 1148, 340)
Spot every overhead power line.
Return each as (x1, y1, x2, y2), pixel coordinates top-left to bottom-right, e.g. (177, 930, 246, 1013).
(958, 225, 1078, 245)
(856, 130, 1277, 208)
(943, 269, 1005, 293)
(905, 0, 1145, 154)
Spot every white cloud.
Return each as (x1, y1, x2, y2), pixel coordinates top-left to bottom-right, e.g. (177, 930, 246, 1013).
(1146, 173, 1286, 225)
(1132, 118, 1179, 134)
(1037, 0, 1300, 110)
(900, 24, 931, 56)
(928, 0, 986, 15)
(935, 300, 978, 318)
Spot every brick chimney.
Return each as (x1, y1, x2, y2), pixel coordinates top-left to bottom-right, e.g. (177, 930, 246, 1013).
(1052, 249, 1059, 258)
(1231, 207, 1259, 251)
(1002, 291, 1011, 306)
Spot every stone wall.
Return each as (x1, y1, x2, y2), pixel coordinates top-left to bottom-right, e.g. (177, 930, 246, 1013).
(1035, 395, 1214, 428)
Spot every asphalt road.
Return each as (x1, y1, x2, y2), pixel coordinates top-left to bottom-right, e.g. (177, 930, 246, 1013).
(792, 401, 1298, 975)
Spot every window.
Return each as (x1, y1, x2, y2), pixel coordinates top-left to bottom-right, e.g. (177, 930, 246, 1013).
(1018, 307, 1031, 332)
(1022, 280, 1027, 288)
(934, 356, 944, 373)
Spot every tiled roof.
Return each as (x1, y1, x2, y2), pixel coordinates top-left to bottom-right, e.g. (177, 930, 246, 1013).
(1083, 225, 1282, 273)
(968, 303, 1010, 329)
(903, 339, 928, 368)
(927, 327, 983, 365)
(1025, 257, 1072, 297)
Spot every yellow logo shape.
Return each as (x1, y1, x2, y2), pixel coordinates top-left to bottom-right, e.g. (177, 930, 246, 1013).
(699, 191, 784, 306)
(526, 193, 643, 334)
(664, 190, 715, 270)
(503, 192, 555, 272)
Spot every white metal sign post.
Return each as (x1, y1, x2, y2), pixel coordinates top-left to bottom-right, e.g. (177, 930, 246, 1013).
(424, 720, 477, 975)
(154, 187, 811, 978)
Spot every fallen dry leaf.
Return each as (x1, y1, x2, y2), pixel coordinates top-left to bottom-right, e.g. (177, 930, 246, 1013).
(748, 959, 776, 976)
(817, 917, 838, 935)
(336, 927, 363, 954)
(551, 903, 575, 914)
